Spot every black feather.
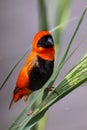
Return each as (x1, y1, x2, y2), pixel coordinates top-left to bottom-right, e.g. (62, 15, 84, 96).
(29, 56, 54, 91)
(37, 34, 54, 48)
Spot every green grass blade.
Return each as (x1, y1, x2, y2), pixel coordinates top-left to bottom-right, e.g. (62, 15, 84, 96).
(8, 107, 28, 130)
(38, 0, 48, 30)
(57, 7, 87, 69)
(54, 0, 71, 54)
(44, 54, 87, 107)
(50, 17, 77, 33)
(0, 50, 29, 90)
(36, 113, 47, 130)
(50, 7, 87, 82)
(63, 45, 79, 65)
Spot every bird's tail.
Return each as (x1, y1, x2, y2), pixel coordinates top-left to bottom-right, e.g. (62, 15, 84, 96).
(9, 98, 14, 109)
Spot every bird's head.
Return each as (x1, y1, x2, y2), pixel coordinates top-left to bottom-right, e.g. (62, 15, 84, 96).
(32, 31, 55, 60)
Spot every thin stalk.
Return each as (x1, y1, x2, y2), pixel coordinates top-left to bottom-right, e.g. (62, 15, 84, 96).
(38, 0, 48, 30)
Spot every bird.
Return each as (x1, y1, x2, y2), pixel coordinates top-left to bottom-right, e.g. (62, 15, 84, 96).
(9, 31, 55, 109)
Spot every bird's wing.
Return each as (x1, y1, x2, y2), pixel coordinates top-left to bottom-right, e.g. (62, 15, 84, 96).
(26, 53, 39, 75)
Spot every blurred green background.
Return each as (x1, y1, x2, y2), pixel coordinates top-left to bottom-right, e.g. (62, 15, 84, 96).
(0, 0, 87, 130)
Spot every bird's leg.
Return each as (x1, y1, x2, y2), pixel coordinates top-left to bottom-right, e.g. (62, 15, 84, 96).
(27, 109, 33, 116)
(23, 95, 28, 102)
(45, 87, 59, 95)
(23, 96, 33, 116)
(42, 87, 59, 101)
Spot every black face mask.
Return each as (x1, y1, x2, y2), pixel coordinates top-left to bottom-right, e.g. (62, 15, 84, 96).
(37, 34, 54, 48)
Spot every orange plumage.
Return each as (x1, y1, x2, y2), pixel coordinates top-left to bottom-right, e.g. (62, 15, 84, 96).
(9, 31, 55, 109)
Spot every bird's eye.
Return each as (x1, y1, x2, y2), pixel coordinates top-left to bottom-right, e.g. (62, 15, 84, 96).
(37, 34, 54, 48)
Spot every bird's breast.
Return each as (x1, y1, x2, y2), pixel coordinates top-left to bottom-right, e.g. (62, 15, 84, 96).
(16, 67, 29, 88)
(28, 56, 54, 91)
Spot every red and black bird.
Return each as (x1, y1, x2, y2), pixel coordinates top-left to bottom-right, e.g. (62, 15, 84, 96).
(9, 31, 55, 109)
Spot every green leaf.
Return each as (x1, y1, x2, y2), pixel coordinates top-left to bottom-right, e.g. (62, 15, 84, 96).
(0, 50, 29, 90)
(54, 0, 71, 54)
(41, 54, 87, 107)
(50, 17, 77, 33)
(38, 0, 48, 30)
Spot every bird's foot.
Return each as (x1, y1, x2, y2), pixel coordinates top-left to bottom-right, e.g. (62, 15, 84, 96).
(45, 86, 59, 95)
(27, 108, 33, 116)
